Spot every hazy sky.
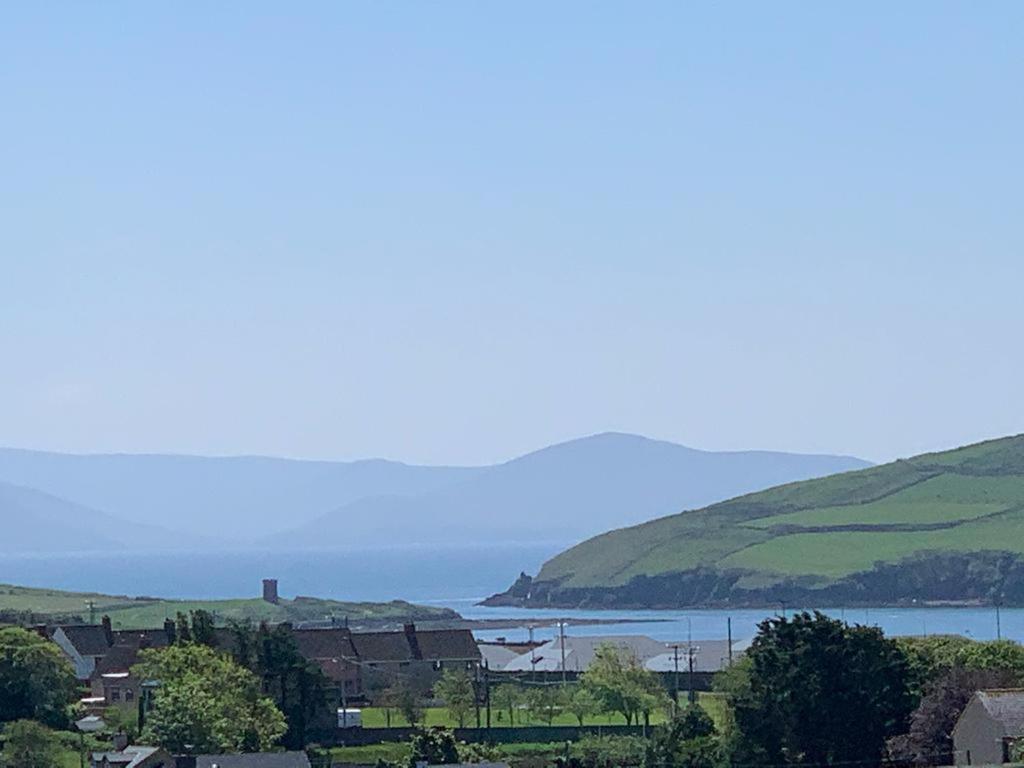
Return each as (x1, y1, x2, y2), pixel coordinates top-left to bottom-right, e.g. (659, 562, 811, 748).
(2, 2, 1022, 466)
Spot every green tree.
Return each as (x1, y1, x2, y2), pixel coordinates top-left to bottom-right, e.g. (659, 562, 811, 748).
(729, 611, 914, 767)
(491, 683, 521, 726)
(580, 643, 668, 725)
(435, 668, 475, 727)
(407, 727, 459, 768)
(175, 612, 193, 644)
(189, 609, 218, 647)
(525, 684, 565, 725)
(395, 681, 424, 728)
(568, 686, 600, 726)
(134, 643, 286, 754)
(0, 627, 76, 727)
(223, 622, 329, 749)
(644, 705, 719, 768)
(1, 720, 60, 768)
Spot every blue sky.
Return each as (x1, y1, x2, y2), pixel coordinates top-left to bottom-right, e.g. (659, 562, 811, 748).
(1, 2, 1022, 465)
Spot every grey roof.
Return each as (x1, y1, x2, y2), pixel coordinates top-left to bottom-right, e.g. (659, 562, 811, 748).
(503, 635, 670, 673)
(974, 690, 1024, 734)
(644, 639, 748, 674)
(479, 644, 522, 671)
(57, 625, 112, 656)
(194, 753, 311, 768)
(90, 745, 162, 768)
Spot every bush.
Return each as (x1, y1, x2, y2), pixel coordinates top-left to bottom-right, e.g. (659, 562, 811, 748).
(1, 720, 61, 768)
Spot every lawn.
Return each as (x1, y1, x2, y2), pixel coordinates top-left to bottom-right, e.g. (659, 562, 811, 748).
(360, 693, 725, 729)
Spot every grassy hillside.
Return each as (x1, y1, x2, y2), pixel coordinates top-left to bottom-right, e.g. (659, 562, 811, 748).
(494, 435, 1024, 607)
(0, 583, 457, 628)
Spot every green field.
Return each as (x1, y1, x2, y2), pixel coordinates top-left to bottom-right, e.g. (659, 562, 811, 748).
(0, 583, 456, 628)
(523, 434, 1024, 600)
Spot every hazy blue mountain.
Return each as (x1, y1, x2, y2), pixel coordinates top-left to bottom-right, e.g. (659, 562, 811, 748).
(0, 481, 193, 553)
(0, 449, 480, 541)
(268, 432, 872, 549)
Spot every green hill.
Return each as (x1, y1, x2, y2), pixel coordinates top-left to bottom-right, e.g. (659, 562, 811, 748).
(485, 435, 1024, 608)
(0, 583, 458, 629)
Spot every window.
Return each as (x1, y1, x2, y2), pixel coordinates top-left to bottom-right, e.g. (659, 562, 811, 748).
(125, 689, 135, 702)
(110, 688, 121, 702)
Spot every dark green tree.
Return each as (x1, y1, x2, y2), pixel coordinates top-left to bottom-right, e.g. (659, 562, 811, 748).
(189, 610, 218, 647)
(644, 704, 719, 768)
(252, 623, 329, 749)
(175, 612, 192, 644)
(729, 611, 914, 767)
(0, 627, 76, 727)
(407, 727, 459, 768)
(1, 720, 61, 768)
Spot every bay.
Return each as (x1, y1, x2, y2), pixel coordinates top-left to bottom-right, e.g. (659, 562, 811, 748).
(0, 546, 1014, 644)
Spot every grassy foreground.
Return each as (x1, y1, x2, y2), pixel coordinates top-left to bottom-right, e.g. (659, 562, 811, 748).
(0, 583, 456, 628)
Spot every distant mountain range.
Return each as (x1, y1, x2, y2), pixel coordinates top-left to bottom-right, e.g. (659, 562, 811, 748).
(0, 434, 870, 554)
(484, 434, 1024, 609)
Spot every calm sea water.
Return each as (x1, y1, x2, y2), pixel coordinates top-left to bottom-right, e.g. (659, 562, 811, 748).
(0, 545, 1016, 644)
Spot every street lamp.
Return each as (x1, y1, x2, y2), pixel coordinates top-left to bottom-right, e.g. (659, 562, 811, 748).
(75, 715, 106, 768)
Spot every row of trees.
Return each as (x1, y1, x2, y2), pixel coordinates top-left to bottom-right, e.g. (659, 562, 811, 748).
(424, 644, 671, 728)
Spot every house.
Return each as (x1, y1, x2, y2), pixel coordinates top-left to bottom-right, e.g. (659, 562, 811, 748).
(291, 627, 361, 700)
(953, 689, 1024, 766)
(188, 752, 312, 768)
(349, 623, 481, 682)
(90, 643, 145, 705)
(52, 623, 117, 679)
(52, 616, 175, 681)
(91, 741, 172, 768)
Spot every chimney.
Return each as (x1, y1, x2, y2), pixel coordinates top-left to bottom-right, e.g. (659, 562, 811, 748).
(101, 615, 114, 647)
(404, 622, 422, 660)
(164, 618, 177, 644)
(262, 579, 279, 605)
(113, 732, 129, 752)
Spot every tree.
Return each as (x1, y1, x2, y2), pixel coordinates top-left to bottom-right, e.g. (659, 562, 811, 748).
(134, 643, 286, 754)
(188, 610, 218, 647)
(580, 643, 668, 725)
(568, 686, 600, 726)
(0, 627, 76, 727)
(397, 682, 425, 728)
(888, 666, 1018, 766)
(222, 622, 329, 749)
(644, 705, 719, 768)
(729, 611, 914, 767)
(1, 720, 61, 768)
(525, 684, 565, 725)
(407, 727, 459, 768)
(491, 683, 521, 726)
(434, 668, 475, 728)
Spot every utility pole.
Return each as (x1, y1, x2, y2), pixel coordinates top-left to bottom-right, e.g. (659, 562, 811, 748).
(667, 644, 681, 705)
(475, 663, 481, 729)
(727, 617, 733, 666)
(997, 601, 1003, 640)
(484, 661, 491, 729)
(687, 645, 698, 705)
(86, 600, 96, 624)
(559, 620, 568, 686)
